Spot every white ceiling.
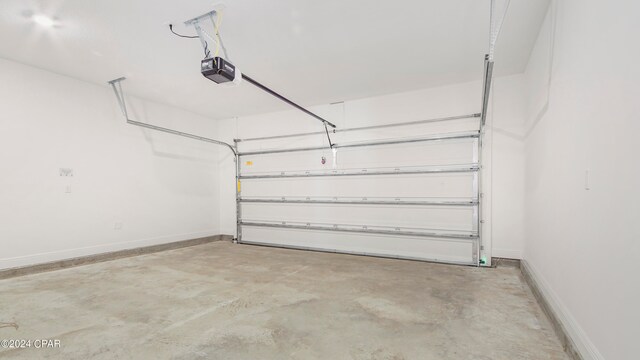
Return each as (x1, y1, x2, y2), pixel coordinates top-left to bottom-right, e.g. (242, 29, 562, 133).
(0, 0, 549, 120)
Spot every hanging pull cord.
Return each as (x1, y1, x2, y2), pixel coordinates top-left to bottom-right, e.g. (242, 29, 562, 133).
(324, 122, 334, 149)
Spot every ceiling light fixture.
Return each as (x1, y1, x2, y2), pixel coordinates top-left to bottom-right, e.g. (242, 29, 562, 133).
(33, 14, 55, 27)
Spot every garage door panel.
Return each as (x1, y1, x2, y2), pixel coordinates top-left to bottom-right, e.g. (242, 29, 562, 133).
(241, 203, 475, 231)
(240, 139, 475, 174)
(241, 174, 475, 198)
(241, 227, 475, 264)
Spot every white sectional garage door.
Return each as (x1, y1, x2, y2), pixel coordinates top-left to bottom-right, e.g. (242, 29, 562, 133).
(235, 114, 482, 266)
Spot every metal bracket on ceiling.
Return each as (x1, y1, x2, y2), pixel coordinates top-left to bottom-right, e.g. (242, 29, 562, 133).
(184, 8, 230, 60)
(106, 77, 237, 155)
(107, 77, 129, 119)
(185, 10, 216, 58)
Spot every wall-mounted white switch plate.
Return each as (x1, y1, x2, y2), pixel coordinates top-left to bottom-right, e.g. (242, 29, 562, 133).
(65, 185, 72, 193)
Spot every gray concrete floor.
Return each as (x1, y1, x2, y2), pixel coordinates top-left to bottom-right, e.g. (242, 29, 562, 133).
(0, 242, 568, 359)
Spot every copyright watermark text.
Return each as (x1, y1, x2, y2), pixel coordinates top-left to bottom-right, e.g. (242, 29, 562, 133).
(1, 339, 61, 349)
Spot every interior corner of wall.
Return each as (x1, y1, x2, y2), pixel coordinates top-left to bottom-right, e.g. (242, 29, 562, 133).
(521, 259, 605, 360)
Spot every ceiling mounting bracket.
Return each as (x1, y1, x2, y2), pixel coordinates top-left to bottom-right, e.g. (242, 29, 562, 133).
(184, 8, 230, 60)
(184, 11, 214, 58)
(107, 77, 236, 155)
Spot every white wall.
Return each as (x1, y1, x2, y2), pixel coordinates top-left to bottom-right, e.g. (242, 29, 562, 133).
(0, 58, 222, 270)
(522, 1, 640, 359)
(218, 74, 528, 261)
(490, 74, 527, 259)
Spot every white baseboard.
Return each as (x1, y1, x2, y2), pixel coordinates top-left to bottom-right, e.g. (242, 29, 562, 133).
(0, 230, 219, 270)
(522, 260, 604, 360)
